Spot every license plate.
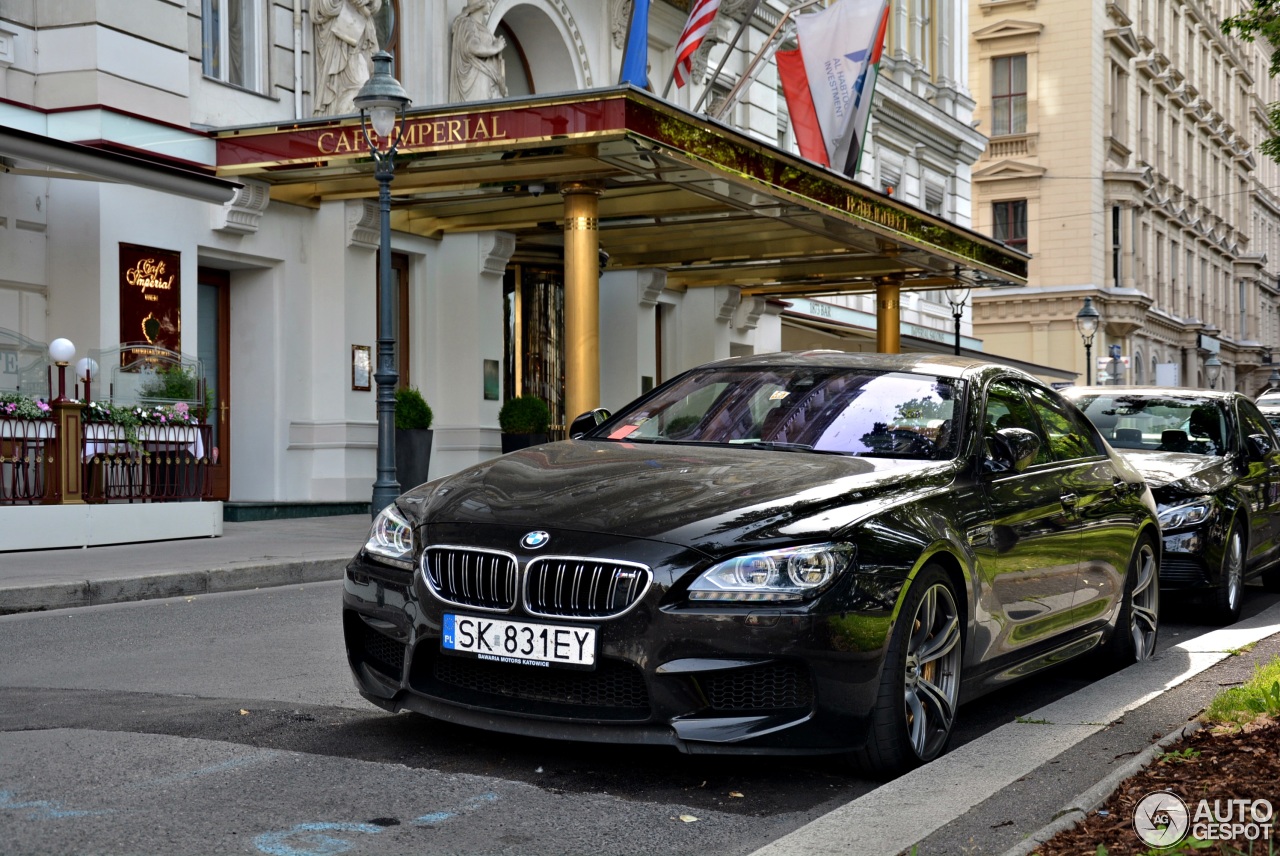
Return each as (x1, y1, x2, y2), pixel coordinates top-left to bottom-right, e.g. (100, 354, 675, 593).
(442, 614, 597, 669)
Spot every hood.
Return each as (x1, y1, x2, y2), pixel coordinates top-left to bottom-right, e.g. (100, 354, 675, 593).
(1115, 449, 1235, 493)
(402, 439, 953, 552)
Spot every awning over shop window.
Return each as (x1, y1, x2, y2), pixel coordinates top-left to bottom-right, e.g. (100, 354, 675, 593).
(0, 125, 240, 205)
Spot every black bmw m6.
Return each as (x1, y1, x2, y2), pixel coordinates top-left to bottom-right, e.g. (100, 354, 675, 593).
(344, 352, 1160, 776)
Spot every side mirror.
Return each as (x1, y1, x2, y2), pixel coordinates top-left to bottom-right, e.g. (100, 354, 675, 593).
(569, 408, 611, 439)
(1246, 433, 1274, 459)
(986, 427, 1041, 474)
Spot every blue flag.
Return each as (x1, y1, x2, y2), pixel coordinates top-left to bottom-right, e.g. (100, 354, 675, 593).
(619, 0, 652, 88)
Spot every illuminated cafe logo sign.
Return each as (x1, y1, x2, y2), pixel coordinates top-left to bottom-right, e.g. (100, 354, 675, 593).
(125, 256, 176, 303)
(119, 243, 181, 361)
(316, 114, 508, 156)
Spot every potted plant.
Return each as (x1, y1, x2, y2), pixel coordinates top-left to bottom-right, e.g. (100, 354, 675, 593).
(499, 395, 550, 453)
(394, 386, 434, 490)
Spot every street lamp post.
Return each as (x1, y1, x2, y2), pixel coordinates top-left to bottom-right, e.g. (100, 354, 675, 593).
(943, 287, 971, 356)
(1204, 353, 1222, 390)
(1075, 297, 1101, 385)
(354, 51, 411, 517)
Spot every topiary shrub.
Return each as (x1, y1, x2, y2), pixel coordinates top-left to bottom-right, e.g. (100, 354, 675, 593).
(498, 395, 550, 434)
(395, 386, 433, 430)
(139, 366, 199, 402)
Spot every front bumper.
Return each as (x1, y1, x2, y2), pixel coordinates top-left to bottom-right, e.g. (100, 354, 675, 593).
(342, 548, 896, 756)
(1159, 526, 1222, 590)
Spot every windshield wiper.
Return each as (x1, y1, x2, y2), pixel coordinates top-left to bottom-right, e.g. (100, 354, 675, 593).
(739, 440, 817, 452)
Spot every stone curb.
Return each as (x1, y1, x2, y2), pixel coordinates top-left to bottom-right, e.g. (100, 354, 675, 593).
(0, 557, 351, 615)
(998, 719, 1206, 856)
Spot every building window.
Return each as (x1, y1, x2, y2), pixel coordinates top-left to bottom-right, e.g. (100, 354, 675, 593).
(1112, 206, 1122, 287)
(202, 0, 267, 91)
(925, 183, 945, 217)
(992, 200, 1027, 251)
(1109, 64, 1129, 140)
(992, 55, 1027, 136)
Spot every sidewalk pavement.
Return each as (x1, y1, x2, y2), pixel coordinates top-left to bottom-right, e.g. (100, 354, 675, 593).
(0, 514, 371, 614)
(1, 517, 1277, 855)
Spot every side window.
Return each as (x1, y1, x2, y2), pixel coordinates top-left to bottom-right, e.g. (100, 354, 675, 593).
(1027, 386, 1105, 461)
(983, 380, 1051, 466)
(1239, 401, 1275, 449)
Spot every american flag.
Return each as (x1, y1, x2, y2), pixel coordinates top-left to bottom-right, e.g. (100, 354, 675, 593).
(673, 0, 721, 88)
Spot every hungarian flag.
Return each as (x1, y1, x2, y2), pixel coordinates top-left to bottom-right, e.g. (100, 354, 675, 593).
(673, 0, 721, 88)
(777, 0, 889, 177)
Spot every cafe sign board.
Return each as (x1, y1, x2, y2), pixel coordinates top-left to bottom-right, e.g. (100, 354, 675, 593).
(119, 243, 181, 364)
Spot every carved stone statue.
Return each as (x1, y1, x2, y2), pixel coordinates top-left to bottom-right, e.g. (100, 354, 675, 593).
(313, 0, 382, 117)
(610, 0, 633, 49)
(450, 0, 508, 102)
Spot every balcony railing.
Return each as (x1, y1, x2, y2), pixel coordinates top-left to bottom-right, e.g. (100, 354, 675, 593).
(83, 423, 213, 503)
(0, 417, 56, 505)
(0, 413, 211, 505)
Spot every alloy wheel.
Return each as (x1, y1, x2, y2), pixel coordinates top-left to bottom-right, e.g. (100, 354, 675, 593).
(902, 582, 961, 760)
(1223, 531, 1244, 615)
(1128, 541, 1159, 659)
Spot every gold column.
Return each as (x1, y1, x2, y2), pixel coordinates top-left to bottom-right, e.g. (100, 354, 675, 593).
(562, 182, 602, 423)
(876, 278, 902, 354)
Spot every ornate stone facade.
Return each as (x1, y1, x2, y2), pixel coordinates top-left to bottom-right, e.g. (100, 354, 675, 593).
(969, 0, 1280, 392)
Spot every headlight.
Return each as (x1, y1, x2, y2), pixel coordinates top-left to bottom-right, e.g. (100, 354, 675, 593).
(1157, 499, 1214, 530)
(689, 543, 855, 603)
(364, 504, 415, 569)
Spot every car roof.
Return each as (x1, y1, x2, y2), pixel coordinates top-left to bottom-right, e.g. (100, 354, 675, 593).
(701, 350, 1036, 383)
(1062, 385, 1241, 403)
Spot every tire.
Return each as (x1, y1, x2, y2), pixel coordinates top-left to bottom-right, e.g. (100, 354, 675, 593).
(852, 564, 962, 778)
(1098, 536, 1159, 671)
(1207, 524, 1245, 626)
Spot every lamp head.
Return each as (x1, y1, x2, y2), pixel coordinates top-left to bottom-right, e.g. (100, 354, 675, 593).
(943, 287, 971, 311)
(76, 357, 99, 382)
(48, 337, 75, 364)
(1075, 296, 1101, 343)
(354, 52, 410, 146)
(1204, 353, 1222, 389)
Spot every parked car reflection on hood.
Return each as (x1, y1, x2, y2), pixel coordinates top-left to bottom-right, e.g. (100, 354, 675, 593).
(345, 352, 1161, 777)
(1064, 386, 1280, 625)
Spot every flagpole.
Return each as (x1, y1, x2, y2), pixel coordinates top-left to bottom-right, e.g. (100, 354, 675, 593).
(713, 0, 824, 121)
(691, 0, 764, 113)
(661, 61, 677, 99)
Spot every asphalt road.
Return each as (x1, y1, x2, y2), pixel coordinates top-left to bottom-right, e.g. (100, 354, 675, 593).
(0, 582, 1274, 855)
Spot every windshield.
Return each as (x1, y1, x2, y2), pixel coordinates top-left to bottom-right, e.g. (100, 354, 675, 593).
(594, 367, 963, 460)
(1070, 393, 1229, 456)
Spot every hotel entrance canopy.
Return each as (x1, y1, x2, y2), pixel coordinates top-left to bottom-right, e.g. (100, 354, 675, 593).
(214, 86, 1027, 308)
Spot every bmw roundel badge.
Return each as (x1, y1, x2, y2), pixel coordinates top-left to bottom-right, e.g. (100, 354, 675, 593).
(521, 530, 551, 550)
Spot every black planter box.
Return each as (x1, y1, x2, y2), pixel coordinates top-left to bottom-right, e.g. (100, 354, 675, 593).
(394, 428, 433, 490)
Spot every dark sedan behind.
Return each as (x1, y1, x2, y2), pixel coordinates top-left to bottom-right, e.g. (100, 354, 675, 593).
(1065, 386, 1280, 624)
